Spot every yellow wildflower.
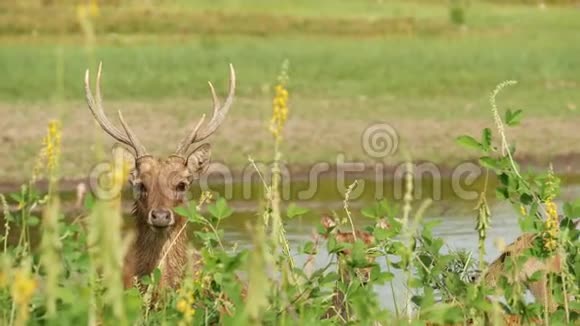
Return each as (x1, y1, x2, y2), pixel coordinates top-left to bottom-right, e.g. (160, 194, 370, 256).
(544, 166, 559, 202)
(77, 0, 100, 21)
(543, 200, 559, 252)
(176, 287, 196, 324)
(197, 191, 214, 210)
(539, 167, 559, 252)
(176, 299, 189, 312)
(519, 204, 527, 216)
(10, 266, 36, 326)
(88, 0, 100, 18)
(31, 120, 62, 183)
(45, 120, 61, 175)
(11, 270, 37, 305)
(269, 60, 290, 140)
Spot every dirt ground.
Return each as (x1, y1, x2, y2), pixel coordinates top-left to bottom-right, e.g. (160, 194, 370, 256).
(0, 99, 579, 190)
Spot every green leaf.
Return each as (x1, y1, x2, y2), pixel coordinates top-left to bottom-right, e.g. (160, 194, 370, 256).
(563, 200, 580, 218)
(498, 173, 510, 186)
(373, 227, 390, 241)
(140, 275, 152, 285)
(83, 192, 95, 210)
(520, 193, 533, 205)
(28, 216, 40, 226)
(505, 109, 523, 126)
(528, 270, 543, 282)
(496, 187, 509, 200)
(327, 237, 348, 254)
(301, 241, 317, 255)
(481, 128, 492, 151)
(152, 268, 162, 285)
(361, 206, 377, 219)
(286, 203, 309, 218)
(518, 214, 535, 232)
(375, 271, 394, 283)
(208, 197, 233, 220)
(9, 192, 21, 202)
(174, 204, 202, 223)
(173, 206, 190, 217)
(320, 272, 339, 285)
(361, 199, 390, 219)
(456, 135, 482, 151)
(479, 156, 503, 171)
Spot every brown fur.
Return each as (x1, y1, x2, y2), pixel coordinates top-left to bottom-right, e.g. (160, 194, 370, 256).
(122, 155, 207, 290)
(320, 215, 378, 319)
(482, 233, 562, 312)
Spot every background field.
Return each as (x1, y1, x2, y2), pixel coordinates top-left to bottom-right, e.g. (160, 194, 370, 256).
(1, 0, 579, 181)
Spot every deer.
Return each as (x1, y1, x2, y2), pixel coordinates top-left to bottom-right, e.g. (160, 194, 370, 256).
(481, 232, 564, 313)
(319, 215, 378, 320)
(83, 62, 235, 291)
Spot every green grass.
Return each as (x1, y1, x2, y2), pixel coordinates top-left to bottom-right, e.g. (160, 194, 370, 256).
(2, 33, 580, 114)
(1, 2, 579, 111)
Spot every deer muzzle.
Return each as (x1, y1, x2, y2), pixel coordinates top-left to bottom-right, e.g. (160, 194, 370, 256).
(148, 208, 175, 228)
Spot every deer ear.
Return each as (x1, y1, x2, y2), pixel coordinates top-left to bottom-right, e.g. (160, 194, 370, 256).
(186, 143, 211, 176)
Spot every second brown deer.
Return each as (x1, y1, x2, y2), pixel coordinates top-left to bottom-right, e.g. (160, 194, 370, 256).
(481, 232, 563, 312)
(83, 62, 235, 290)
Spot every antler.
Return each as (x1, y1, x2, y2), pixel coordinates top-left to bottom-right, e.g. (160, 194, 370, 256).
(84, 62, 148, 158)
(174, 64, 236, 157)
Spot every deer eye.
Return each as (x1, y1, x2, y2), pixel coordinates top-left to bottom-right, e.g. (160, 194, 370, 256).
(132, 181, 147, 198)
(175, 182, 188, 192)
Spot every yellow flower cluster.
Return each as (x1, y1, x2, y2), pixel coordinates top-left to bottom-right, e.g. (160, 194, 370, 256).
(269, 84, 289, 140)
(8, 266, 37, 326)
(269, 60, 290, 140)
(542, 168, 559, 252)
(32, 120, 62, 183)
(112, 147, 131, 193)
(176, 287, 196, 324)
(519, 204, 527, 216)
(543, 200, 559, 252)
(46, 120, 61, 173)
(76, 0, 100, 20)
(11, 270, 37, 305)
(544, 167, 558, 202)
(196, 191, 214, 210)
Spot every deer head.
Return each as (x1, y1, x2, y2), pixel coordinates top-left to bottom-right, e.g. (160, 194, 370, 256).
(84, 62, 235, 233)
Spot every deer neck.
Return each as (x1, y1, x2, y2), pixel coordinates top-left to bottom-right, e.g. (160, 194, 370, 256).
(130, 209, 188, 288)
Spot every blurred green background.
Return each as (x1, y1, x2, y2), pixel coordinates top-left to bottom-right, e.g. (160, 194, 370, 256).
(0, 0, 579, 181)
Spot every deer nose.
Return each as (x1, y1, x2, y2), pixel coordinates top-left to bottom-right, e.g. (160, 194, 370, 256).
(148, 208, 174, 228)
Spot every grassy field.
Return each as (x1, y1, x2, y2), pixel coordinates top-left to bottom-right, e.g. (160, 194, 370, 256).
(0, 1, 579, 180)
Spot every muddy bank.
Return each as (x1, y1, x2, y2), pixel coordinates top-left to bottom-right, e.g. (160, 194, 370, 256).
(1, 153, 579, 195)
